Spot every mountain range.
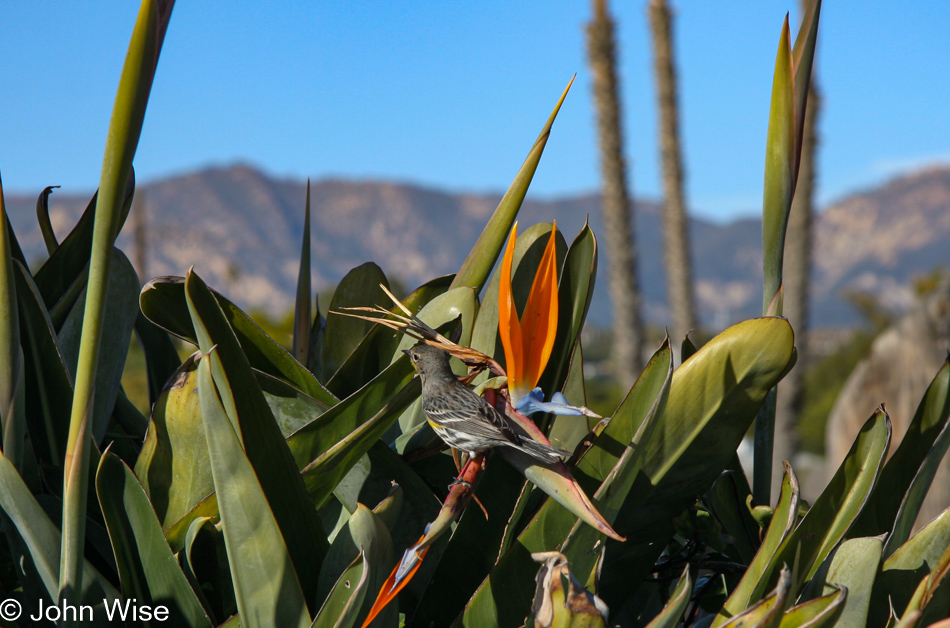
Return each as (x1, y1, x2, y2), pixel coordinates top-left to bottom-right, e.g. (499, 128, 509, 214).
(6, 163, 950, 329)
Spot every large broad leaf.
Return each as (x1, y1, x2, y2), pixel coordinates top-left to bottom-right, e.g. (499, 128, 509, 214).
(57, 249, 140, 443)
(185, 270, 327, 607)
(13, 260, 73, 466)
(311, 550, 369, 628)
(300, 379, 420, 510)
(721, 566, 791, 628)
(140, 275, 337, 406)
(852, 358, 950, 540)
(315, 504, 395, 627)
(807, 536, 883, 628)
(96, 450, 212, 626)
(872, 507, 950, 626)
(324, 275, 454, 400)
(320, 263, 390, 386)
(778, 587, 845, 628)
(765, 409, 890, 599)
(286, 358, 415, 471)
(196, 352, 311, 628)
(601, 317, 794, 608)
(457, 340, 673, 627)
(135, 311, 183, 407)
(886, 417, 950, 559)
(134, 354, 213, 531)
(451, 77, 574, 293)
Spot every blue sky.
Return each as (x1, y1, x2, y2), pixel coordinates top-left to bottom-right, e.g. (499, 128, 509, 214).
(2, 2, 948, 222)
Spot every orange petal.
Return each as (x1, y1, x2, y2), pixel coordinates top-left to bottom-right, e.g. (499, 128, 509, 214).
(498, 223, 523, 389)
(519, 222, 559, 394)
(361, 536, 430, 628)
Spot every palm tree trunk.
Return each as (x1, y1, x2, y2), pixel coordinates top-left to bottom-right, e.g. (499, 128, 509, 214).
(649, 0, 696, 345)
(586, 0, 643, 385)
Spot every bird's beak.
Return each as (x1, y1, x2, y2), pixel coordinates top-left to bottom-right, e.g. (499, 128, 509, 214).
(402, 349, 411, 357)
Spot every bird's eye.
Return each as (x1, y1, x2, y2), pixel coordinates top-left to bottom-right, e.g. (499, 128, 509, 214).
(411, 353, 419, 362)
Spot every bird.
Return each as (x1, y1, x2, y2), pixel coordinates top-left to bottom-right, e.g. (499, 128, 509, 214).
(404, 343, 570, 463)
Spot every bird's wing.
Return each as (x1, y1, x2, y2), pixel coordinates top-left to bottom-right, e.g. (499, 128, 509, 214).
(423, 388, 524, 446)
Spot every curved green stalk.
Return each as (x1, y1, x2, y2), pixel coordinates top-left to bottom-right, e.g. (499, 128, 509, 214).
(59, 0, 173, 610)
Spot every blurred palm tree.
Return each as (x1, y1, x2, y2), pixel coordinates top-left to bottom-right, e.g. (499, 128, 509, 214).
(586, 0, 643, 384)
(649, 0, 696, 348)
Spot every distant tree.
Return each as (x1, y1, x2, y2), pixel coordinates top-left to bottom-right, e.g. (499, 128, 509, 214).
(649, 0, 696, 346)
(586, 0, 643, 384)
(774, 1, 821, 495)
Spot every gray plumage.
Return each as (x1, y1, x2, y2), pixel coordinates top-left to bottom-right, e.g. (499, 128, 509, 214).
(405, 344, 569, 462)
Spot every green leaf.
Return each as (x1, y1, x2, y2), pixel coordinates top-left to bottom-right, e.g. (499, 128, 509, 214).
(721, 566, 791, 628)
(0, 451, 120, 606)
(809, 536, 883, 628)
(312, 550, 369, 628)
(770, 409, 890, 597)
(96, 450, 213, 626)
(134, 354, 214, 530)
(316, 504, 395, 628)
(706, 470, 761, 567)
(57, 249, 141, 443)
(13, 260, 72, 466)
(873, 507, 950, 625)
(257, 369, 331, 437)
(36, 186, 60, 254)
(185, 270, 327, 605)
(853, 357, 950, 545)
(135, 311, 183, 406)
(761, 17, 795, 314)
(294, 181, 312, 365)
(300, 379, 420, 510)
(286, 358, 415, 472)
(540, 223, 598, 446)
(716, 464, 800, 625)
(59, 0, 170, 588)
(603, 317, 794, 607)
(452, 77, 574, 293)
(886, 417, 950, 559)
(458, 340, 673, 627)
(140, 275, 338, 407)
(33, 180, 135, 310)
(321, 263, 390, 385)
(643, 566, 691, 628)
(791, 0, 822, 181)
(0, 176, 24, 471)
(196, 351, 311, 628)
(778, 587, 845, 628)
(325, 276, 454, 401)
(561, 339, 674, 581)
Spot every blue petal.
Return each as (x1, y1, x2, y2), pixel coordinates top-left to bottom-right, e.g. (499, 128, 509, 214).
(515, 388, 600, 417)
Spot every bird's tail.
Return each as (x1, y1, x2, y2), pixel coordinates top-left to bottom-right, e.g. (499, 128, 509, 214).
(513, 438, 571, 463)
